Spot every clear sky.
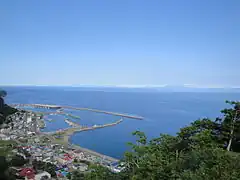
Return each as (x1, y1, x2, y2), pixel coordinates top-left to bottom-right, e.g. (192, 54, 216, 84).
(1, 0, 239, 87)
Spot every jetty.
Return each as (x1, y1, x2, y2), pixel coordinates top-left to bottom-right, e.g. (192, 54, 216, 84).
(11, 103, 144, 120)
(64, 119, 80, 127)
(64, 113, 81, 120)
(62, 106, 144, 120)
(49, 118, 123, 136)
(12, 103, 62, 110)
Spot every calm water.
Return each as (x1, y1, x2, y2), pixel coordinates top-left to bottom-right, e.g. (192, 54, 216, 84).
(3, 86, 240, 158)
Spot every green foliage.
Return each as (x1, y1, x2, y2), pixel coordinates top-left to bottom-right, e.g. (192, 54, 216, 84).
(0, 156, 8, 172)
(10, 154, 27, 167)
(180, 146, 240, 180)
(0, 156, 9, 180)
(0, 104, 18, 125)
(32, 160, 57, 177)
(0, 140, 16, 157)
(71, 171, 85, 180)
(85, 101, 240, 180)
(0, 90, 7, 97)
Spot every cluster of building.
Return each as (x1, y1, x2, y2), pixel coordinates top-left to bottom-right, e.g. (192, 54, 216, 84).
(11, 143, 90, 178)
(0, 110, 124, 179)
(10, 167, 52, 180)
(0, 111, 41, 141)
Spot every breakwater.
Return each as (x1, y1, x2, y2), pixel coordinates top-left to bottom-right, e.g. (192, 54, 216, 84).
(12, 103, 62, 109)
(64, 119, 80, 127)
(49, 118, 123, 136)
(11, 103, 144, 120)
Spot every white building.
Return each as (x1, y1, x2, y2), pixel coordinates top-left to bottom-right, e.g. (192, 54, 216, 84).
(0, 134, 10, 140)
(26, 116, 32, 123)
(35, 171, 51, 180)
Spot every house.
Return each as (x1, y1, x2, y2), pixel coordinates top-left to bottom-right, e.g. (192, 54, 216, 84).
(26, 117, 32, 123)
(43, 157, 51, 163)
(56, 157, 68, 164)
(27, 132, 35, 135)
(10, 135, 17, 139)
(0, 134, 10, 140)
(109, 162, 126, 173)
(76, 163, 88, 172)
(34, 138, 40, 143)
(35, 171, 51, 180)
(19, 168, 35, 180)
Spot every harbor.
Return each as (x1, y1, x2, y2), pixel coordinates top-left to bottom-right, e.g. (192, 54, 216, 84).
(11, 103, 144, 120)
(9, 103, 136, 166)
(36, 118, 123, 165)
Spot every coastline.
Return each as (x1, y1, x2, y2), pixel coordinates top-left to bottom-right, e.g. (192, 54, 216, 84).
(41, 118, 123, 163)
(69, 143, 119, 162)
(13, 104, 128, 163)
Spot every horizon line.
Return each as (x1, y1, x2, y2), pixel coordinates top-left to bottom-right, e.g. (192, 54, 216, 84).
(1, 84, 240, 89)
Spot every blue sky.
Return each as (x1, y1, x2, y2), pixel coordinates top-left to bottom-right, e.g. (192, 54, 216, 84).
(1, 0, 239, 87)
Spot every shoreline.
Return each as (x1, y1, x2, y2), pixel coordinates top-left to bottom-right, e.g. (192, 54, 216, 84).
(42, 118, 123, 163)
(69, 143, 119, 162)
(14, 106, 126, 163)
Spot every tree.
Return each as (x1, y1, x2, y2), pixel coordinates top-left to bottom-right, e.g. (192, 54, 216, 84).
(0, 156, 8, 173)
(215, 101, 240, 152)
(70, 171, 85, 180)
(85, 164, 117, 180)
(0, 97, 4, 111)
(66, 173, 72, 180)
(0, 104, 18, 125)
(10, 155, 27, 167)
(0, 90, 7, 98)
(33, 160, 57, 177)
(44, 163, 56, 177)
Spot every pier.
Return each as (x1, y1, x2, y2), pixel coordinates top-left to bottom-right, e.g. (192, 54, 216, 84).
(62, 106, 144, 120)
(49, 119, 123, 136)
(12, 103, 62, 110)
(64, 119, 81, 127)
(11, 103, 144, 120)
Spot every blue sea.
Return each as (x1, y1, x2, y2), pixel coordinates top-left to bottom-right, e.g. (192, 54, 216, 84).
(3, 86, 240, 159)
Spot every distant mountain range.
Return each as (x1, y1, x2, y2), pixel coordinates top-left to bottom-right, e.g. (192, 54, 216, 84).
(153, 85, 240, 93)
(54, 85, 240, 93)
(2, 85, 240, 93)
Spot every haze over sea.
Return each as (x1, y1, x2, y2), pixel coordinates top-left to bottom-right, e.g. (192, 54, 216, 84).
(3, 86, 240, 159)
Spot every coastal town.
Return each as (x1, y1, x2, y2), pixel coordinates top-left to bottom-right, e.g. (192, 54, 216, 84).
(0, 92, 128, 180)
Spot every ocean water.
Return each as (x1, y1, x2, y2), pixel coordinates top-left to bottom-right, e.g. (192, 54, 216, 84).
(3, 86, 240, 159)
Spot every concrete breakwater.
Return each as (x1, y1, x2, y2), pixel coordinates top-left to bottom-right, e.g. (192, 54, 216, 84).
(11, 103, 144, 120)
(12, 103, 62, 109)
(62, 106, 144, 120)
(64, 119, 81, 127)
(49, 119, 123, 136)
